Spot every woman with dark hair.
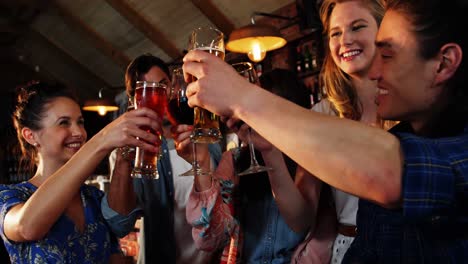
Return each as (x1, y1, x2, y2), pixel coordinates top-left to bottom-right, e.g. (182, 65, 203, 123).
(0, 81, 161, 263)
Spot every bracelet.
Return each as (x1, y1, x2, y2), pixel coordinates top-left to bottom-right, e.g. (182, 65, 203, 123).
(119, 146, 135, 161)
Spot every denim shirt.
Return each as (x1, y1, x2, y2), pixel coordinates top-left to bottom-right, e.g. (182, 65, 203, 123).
(102, 139, 222, 263)
(242, 191, 306, 264)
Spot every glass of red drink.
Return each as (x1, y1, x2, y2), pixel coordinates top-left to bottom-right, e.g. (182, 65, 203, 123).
(131, 81, 167, 179)
(167, 67, 194, 126)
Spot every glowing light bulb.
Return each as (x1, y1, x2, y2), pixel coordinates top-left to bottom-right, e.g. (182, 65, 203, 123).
(98, 107, 107, 116)
(247, 41, 266, 62)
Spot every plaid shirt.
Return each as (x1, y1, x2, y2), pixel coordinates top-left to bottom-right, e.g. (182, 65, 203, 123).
(344, 123, 468, 264)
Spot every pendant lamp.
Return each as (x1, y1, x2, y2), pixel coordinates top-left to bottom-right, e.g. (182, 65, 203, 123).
(82, 88, 119, 116)
(226, 12, 294, 62)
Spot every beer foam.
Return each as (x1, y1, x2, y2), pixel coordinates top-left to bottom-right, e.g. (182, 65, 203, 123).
(195, 47, 224, 53)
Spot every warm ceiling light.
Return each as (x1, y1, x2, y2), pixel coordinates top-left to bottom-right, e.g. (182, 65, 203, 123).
(226, 12, 292, 62)
(82, 88, 119, 116)
(226, 24, 286, 62)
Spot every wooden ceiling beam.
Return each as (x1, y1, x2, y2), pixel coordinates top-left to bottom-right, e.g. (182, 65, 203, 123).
(16, 28, 112, 101)
(105, 0, 182, 59)
(190, 0, 235, 36)
(51, 1, 130, 69)
(0, 46, 56, 94)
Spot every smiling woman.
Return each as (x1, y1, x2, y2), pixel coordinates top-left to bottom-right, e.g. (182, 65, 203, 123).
(0, 81, 162, 263)
(12, 82, 86, 175)
(319, 0, 385, 121)
(301, 0, 389, 262)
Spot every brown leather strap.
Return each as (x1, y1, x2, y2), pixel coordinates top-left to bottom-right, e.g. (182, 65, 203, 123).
(338, 224, 357, 237)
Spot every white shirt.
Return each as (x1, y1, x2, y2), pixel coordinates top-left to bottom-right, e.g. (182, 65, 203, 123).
(311, 99, 358, 226)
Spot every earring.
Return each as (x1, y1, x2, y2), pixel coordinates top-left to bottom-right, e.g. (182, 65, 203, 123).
(33, 143, 38, 147)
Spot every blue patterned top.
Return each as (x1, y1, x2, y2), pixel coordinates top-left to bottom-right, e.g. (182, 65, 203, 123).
(0, 182, 120, 263)
(344, 123, 468, 263)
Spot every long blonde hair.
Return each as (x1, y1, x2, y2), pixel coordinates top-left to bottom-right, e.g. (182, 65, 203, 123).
(319, 0, 385, 123)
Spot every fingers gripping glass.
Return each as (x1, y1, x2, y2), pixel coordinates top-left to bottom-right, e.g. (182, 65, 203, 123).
(231, 62, 273, 176)
(169, 67, 211, 177)
(131, 81, 167, 179)
(119, 96, 136, 161)
(187, 27, 225, 144)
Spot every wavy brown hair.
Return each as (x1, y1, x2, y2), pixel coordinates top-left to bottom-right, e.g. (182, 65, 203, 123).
(319, 0, 384, 122)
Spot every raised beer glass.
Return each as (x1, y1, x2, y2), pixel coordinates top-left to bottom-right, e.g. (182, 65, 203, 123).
(131, 81, 167, 179)
(232, 62, 273, 176)
(168, 67, 211, 176)
(188, 27, 224, 144)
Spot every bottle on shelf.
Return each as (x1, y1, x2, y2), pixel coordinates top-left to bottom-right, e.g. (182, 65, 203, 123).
(295, 46, 303, 74)
(310, 93, 315, 106)
(310, 42, 318, 71)
(312, 78, 323, 105)
(303, 44, 312, 73)
(255, 63, 263, 77)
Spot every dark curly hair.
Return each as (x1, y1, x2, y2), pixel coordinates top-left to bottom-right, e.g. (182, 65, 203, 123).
(12, 81, 78, 173)
(125, 54, 170, 98)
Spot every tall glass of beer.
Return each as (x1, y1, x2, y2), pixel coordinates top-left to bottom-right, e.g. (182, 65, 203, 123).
(188, 27, 225, 143)
(131, 81, 167, 179)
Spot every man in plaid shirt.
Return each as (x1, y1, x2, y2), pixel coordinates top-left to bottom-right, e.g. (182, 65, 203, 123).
(181, 0, 468, 262)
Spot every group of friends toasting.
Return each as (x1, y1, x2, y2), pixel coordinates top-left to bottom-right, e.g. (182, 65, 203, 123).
(1, 0, 467, 263)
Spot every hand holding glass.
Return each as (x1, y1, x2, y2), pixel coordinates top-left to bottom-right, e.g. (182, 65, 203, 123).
(131, 81, 167, 179)
(188, 27, 225, 143)
(168, 67, 211, 176)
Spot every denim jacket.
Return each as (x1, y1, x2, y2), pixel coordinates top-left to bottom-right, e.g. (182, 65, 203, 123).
(102, 139, 222, 263)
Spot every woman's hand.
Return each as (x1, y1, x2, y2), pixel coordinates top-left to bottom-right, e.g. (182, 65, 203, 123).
(171, 124, 211, 166)
(171, 124, 194, 163)
(225, 117, 274, 153)
(97, 107, 163, 153)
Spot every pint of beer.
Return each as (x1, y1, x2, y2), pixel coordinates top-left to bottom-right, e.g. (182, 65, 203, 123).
(188, 27, 225, 143)
(131, 81, 167, 179)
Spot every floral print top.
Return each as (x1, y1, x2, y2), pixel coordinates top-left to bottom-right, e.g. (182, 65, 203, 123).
(186, 151, 305, 264)
(0, 182, 120, 263)
(186, 151, 240, 264)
